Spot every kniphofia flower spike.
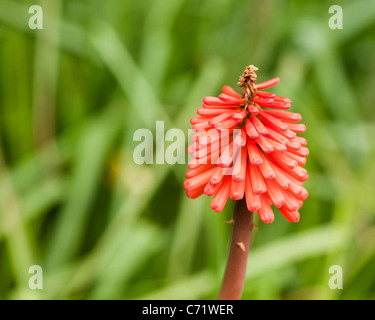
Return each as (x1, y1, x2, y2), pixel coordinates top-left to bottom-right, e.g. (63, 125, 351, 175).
(184, 65, 308, 223)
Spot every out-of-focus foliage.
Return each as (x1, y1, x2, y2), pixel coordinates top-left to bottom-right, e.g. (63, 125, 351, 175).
(0, 0, 375, 300)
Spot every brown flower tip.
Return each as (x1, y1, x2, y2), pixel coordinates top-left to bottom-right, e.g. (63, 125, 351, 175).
(238, 65, 259, 105)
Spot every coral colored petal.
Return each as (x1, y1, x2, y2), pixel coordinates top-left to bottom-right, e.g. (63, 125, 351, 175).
(189, 151, 218, 168)
(291, 136, 307, 146)
(267, 161, 291, 190)
(262, 119, 294, 138)
(264, 178, 286, 208)
(202, 102, 240, 109)
(265, 127, 290, 145)
(258, 153, 276, 179)
(185, 163, 216, 179)
(248, 104, 260, 114)
(247, 139, 263, 166)
(268, 151, 298, 169)
(189, 150, 218, 167)
(255, 91, 275, 99)
(193, 137, 228, 159)
(268, 126, 296, 139)
(218, 141, 239, 168)
(190, 116, 209, 124)
(281, 129, 297, 139)
(286, 141, 302, 151)
(232, 109, 247, 121)
(187, 142, 197, 155)
(288, 182, 309, 200)
(280, 189, 301, 212)
(280, 164, 308, 182)
(254, 134, 274, 154)
(298, 187, 309, 200)
(211, 176, 232, 212)
(263, 110, 302, 123)
(187, 185, 205, 199)
(259, 111, 288, 131)
(262, 101, 291, 110)
(187, 161, 200, 170)
(222, 85, 242, 99)
(232, 146, 247, 182)
(245, 119, 259, 139)
(210, 166, 229, 185)
(192, 140, 220, 160)
(245, 166, 261, 212)
(192, 121, 213, 132)
(251, 115, 269, 135)
(230, 179, 245, 200)
(253, 97, 274, 107)
(258, 195, 275, 223)
(218, 93, 243, 105)
(274, 96, 291, 104)
(184, 167, 217, 190)
(192, 130, 208, 143)
(197, 129, 229, 146)
(288, 123, 306, 133)
(279, 207, 300, 222)
(249, 164, 267, 194)
(204, 181, 221, 196)
(233, 127, 247, 148)
(264, 136, 287, 152)
(209, 111, 237, 126)
(286, 151, 306, 166)
(203, 96, 232, 106)
(293, 167, 309, 181)
(215, 119, 242, 130)
(256, 77, 280, 90)
(197, 107, 234, 117)
(289, 146, 309, 157)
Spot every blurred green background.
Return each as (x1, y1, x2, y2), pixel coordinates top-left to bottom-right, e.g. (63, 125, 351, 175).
(0, 0, 375, 300)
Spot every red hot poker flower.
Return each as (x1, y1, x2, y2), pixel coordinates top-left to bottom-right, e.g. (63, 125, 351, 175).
(184, 65, 309, 223)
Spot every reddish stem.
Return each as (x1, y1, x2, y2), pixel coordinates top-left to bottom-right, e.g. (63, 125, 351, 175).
(218, 198, 253, 300)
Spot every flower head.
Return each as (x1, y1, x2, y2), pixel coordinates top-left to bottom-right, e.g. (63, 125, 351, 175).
(184, 65, 309, 223)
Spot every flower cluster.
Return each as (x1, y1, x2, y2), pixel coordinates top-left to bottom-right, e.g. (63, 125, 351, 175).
(184, 65, 309, 223)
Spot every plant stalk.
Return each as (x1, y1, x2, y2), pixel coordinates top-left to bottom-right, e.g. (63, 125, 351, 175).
(218, 198, 253, 300)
